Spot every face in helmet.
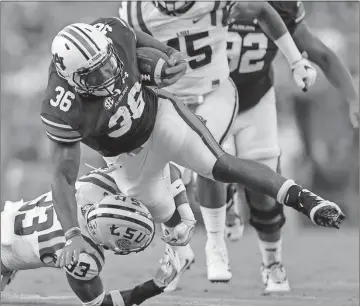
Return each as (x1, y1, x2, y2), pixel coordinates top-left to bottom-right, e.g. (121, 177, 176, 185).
(86, 194, 155, 255)
(51, 23, 124, 96)
(154, 1, 195, 16)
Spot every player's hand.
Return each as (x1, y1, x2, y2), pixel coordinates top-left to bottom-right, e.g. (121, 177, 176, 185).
(55, 235, 96, 268)
(160, 51, 187, 88)
(161, 219, 196, 246)
(291, 52, 317, 92)
(153, 245, 181, 288)
(348, 100, 359, 128)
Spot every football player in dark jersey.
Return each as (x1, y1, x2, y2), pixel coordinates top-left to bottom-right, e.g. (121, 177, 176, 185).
(40, 15, 344, 284)
(225, 1, 358, 292)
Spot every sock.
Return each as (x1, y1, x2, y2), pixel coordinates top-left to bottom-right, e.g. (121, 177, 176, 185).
(257, 238, 282, 267)
(200, 206, 226, 244)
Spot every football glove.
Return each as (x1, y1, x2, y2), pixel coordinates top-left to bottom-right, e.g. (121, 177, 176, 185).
(161, 219, 196, 246)
(291, 53, 317, 92)
(153, 245, 181, 288)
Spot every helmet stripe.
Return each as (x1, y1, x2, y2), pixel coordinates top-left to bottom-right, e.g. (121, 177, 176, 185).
(72, 25, 101, 52)
(88, 213, 153, 232)
(59, 33, 90, 60)
(77, 177, 118, 195)
(98, 204, 151, 219)
(64, 27, 96, 57)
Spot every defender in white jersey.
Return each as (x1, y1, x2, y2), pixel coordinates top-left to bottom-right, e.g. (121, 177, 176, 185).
(120, 0, 238, 284)
(1, 166, 191, 306)
(119, 0, 320, 287)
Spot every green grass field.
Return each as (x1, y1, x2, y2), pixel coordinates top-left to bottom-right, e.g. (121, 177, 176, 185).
(1, 227, 358, 306)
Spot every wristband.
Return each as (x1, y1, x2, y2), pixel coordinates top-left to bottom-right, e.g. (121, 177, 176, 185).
(64, 227, 81, 240)
(274, 32, 302, 66)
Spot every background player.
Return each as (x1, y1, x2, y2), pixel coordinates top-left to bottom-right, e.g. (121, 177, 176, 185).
(1, 166, 186, 306)
(224, 1, 359, 292)
(119, 0, 317, 286)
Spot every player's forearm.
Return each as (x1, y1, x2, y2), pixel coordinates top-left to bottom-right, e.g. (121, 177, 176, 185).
(134, 29, 176, 57)
(293, 22, 358, 104)
(310, 48, 358, 104)
(256, 3, 302, 65)
(51, 175, 79, 231)
(50, 141, 81, 232)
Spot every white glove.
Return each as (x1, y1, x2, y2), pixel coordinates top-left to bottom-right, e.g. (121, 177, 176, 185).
(291, 53, 317, 92)
(153, 245, 181, 288)
(161, 219, 196, 246)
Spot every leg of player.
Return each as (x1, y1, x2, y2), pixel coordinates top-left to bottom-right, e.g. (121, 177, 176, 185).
(163, 163, 195, 292)
(155, 90, 345, 229)
(222, 135, 245, 242)
(194, 78, 238, 283)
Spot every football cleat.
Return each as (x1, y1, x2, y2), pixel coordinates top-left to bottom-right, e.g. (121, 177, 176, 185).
(1, 270, 18, 291)
(164, 244, 195, 292)
(205, 240, 232, 283)
(261, 262, 290, 293)
(299, 189, 345, 229)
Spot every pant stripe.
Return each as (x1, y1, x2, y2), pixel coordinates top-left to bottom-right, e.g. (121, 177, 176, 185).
(157, 90, 225, 159)
(219, 77, 239, 145)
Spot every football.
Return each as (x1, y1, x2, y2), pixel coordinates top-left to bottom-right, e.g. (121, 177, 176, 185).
(136, 47, 170, 86)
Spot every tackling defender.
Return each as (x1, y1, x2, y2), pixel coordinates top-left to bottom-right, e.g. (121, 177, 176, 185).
(40, 14, 344, 291)
(1, 165, 189, 306)
(118, 0, 318, 286)
(224, 1, 359, 292)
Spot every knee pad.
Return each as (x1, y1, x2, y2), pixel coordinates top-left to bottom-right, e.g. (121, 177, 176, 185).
(248, 201, 285, 234)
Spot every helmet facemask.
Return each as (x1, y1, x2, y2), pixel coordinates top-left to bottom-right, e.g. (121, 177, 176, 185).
(72, 42, 124, 97)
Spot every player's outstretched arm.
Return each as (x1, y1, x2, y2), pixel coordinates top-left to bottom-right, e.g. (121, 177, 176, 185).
(228, 2, 316, 91)
(50, 141, 96, 267)
(292, 21, 359, 128)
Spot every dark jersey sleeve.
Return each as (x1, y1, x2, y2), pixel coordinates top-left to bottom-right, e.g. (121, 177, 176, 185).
(269, 1, 306, 33)
(40, 64, 82, 144)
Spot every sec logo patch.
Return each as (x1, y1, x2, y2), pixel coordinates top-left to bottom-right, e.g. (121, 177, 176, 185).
(104, 97, 114, 110)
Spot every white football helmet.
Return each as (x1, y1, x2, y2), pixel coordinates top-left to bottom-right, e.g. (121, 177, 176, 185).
(51, 23, 124, 96)
(86, 194, 155, 255)
(154, 1, 195, 15)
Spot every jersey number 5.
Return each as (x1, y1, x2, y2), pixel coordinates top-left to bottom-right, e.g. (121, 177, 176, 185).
(50, 86, 75, 112)
(227, 32, 268, 74)
(167, 32, 212, 70)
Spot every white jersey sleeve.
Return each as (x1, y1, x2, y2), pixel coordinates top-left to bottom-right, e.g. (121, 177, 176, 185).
(120, 1, 231, 97)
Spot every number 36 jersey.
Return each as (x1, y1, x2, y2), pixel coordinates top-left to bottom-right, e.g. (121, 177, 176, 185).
(0, 170, 118, 279)
(227, 1, 305, 112)
(41, 17, 158, 157)
(120, 1, 230, 96)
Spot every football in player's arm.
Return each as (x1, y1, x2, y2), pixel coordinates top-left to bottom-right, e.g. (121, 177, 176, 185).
(228, 1, 317, 92)
(47, 18, 189, 270)
(286, 2, 359, 128)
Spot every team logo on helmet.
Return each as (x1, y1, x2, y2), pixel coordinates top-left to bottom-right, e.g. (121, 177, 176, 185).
(104, 97, 114, 110)
(115, 238, 132, 250)
(53, 53, 66, 71)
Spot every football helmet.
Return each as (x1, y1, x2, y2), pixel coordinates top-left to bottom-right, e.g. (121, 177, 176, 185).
(86, 194, 155, 255)
(51, 23, 124, 96)
(153, 1, 195, 16)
